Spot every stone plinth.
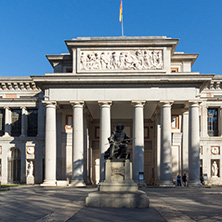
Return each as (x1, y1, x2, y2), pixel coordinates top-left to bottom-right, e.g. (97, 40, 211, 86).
(27, 175, 34, 185)
(86, 159, 149, 208)
(86, 191, 149, 208)
(208, 176, 221, 186)
(99, 159, 138, 192)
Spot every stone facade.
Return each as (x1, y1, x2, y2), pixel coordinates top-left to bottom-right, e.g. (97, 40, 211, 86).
(0, 36, 221, 186)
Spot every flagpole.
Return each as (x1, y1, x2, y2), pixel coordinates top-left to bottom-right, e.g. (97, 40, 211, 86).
(122, 15, 124, 37)
(119, 0, 124, 37)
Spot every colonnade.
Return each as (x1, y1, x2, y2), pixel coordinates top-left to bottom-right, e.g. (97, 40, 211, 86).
(42, 100, 201, 186)
(3, 106, 27, 137)
(2, 105, 43, 137)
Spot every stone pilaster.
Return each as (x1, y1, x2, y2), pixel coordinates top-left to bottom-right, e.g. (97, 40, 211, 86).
(132, 101, 145, 182)
(71, 101, 85, 186)
(98, 101, 112, 181)
(182, 110, 189, 175)
(20, 106, 27, 137)
(41, 101, 57, 186)
(200, 101, 208, 137)
(159, 101, 174, 186)
(4, 106, 11, 137)
(188, 101, 201, 186)
(156, 112, 161, 184)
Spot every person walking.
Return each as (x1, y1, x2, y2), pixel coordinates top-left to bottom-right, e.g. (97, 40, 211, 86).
(182, 173, 187, 186)
(177, 174, 182, 186)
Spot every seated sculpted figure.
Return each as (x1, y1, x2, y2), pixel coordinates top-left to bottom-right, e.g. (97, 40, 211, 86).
(104, 124, 131, 160)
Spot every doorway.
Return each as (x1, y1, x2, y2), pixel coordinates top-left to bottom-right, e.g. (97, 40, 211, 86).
(8, 148, 21, 184)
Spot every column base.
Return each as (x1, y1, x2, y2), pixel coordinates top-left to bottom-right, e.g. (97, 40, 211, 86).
(188, 181, 202, 187)
(40, 180, 57, 187)
(70, 180, 86, 187)
(20, 135, 26, 138)
(159, 181, 175, 187)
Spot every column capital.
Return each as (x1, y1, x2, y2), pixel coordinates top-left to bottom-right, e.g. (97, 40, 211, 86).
(98, 101, 112, 107)
(131, 101, 145, 107)
(188, 100, 201, 108)
(42, 101, 57, 107)
(3, 106, 10, 110)
(70, 101, 84, 108)
(20, 106, 27, 110)
(188, 100, 201, 107)
(159, 101, 174, 107)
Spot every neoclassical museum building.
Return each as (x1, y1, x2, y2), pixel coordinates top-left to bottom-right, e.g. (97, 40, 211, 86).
(0, 36, 222, 186)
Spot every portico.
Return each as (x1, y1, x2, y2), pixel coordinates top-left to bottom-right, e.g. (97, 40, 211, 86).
(38, 97, 202, 187)
(31, 36, 213, 187)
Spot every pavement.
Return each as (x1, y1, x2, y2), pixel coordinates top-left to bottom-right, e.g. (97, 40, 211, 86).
(0, 185, 222, 222)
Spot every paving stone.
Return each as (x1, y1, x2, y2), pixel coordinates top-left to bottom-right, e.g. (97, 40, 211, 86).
(0, 186, 222, 222)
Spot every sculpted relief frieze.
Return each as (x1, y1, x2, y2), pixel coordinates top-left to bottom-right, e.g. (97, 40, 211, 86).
(79, 49, 163, 72)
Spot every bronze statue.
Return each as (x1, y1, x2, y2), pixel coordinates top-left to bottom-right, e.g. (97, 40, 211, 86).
(104, 124, 131, 160)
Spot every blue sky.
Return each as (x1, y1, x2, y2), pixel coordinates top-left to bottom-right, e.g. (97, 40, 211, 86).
(0, 0, 221, 76)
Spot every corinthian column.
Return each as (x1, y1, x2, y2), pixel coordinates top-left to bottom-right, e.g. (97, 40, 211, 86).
(71, 101, 85, 186)
(41, 101, 57, 186)
(159, 101, 174, 186)
(98, 101, 112, 181)
(189, 101, 201, 186)
(132, 101, 145, 182)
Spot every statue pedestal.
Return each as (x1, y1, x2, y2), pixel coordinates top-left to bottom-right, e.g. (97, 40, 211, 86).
(86, 159, 149, 208)
(27, 175, 34, 185)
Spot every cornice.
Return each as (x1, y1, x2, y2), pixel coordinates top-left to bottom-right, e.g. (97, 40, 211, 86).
(0, 80, 40, 91)
(171, 53, 199, 66)
(65, 37, 179, 54)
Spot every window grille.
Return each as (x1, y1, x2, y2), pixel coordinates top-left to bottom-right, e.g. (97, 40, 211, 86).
(207, 108, 218, 136)
(11, 109, 21, 136)
(27, 109, 38, 137)
(0, 109, 5, 136)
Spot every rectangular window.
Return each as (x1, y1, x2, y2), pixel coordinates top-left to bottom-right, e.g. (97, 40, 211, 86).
(208, 108, 218, 136)
(66, 115, 73, 129)
(171, 68, 178, 73)
(11, 109, 22, 136)
(0, 109, 5, 136)
(171, 115, 179, 129)
(144, 126, 149, 139)
(27, 109, 38, 137)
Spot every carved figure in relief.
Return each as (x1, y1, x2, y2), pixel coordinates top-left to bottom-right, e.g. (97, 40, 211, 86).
(80, 52, 87, 70)
(80, 50, 163, 71)
(119, 52, 125, 69)
(93, 53, 101, 70)
(124, 52, 136, 69)
(100, 52, 110, 69)
(111, 52, 117, 69)
(135, 50, 144, 69)
(212, 161, 218, 177)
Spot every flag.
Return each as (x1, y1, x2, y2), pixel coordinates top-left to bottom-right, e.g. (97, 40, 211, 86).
(119, 0, 123, 23)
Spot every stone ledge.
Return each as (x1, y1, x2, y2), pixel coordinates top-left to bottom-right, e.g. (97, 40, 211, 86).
(86, 190, 149, 208)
